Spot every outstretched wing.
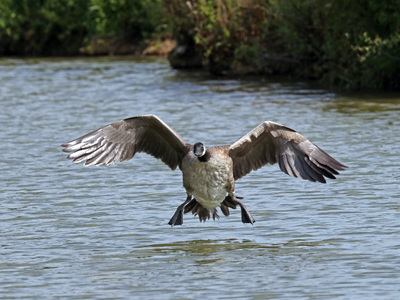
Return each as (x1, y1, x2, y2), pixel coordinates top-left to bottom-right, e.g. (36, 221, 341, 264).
(229, 121, 347, 182)
(61, 114, 190, 170)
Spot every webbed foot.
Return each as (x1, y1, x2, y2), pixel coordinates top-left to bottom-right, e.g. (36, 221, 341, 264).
(222, 195, 255, 224)
(238, 202, 255, 224)
(168, 196, 191, 226)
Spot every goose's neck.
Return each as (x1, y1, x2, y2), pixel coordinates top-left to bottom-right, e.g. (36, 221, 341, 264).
(198, 150, 211, 162)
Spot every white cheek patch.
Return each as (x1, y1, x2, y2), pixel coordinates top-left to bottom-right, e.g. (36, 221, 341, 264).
(201, 147, 207, 156)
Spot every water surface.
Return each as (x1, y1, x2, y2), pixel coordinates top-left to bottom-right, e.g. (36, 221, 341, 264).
(1, 57, 399, 299)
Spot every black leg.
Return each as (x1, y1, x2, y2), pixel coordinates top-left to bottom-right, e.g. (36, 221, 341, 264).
(168, 195, 191, 226)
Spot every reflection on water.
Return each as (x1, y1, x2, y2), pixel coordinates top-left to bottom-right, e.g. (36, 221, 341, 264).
(0, 57, 399, 299)
(324, 95, 400, 113)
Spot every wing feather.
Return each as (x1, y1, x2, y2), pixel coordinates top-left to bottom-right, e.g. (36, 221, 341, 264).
(62, 114, 189, 169)
(229, 121, 347, 182)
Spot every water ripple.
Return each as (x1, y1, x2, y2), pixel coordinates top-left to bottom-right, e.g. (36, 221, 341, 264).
(1, 57, 399, 299)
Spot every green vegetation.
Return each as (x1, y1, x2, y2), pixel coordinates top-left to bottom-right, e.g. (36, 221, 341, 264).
(0, 0, 399, 89)
(0, 0, 166, 55)
(164, 0, 269, 74)
(270, 0, 400, 89)
(165, 0, 400, 89)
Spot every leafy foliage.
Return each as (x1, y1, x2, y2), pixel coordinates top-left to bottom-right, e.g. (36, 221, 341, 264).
(165, 0, 400, 89)
(0, 0, 166, 55)
(88, 0, 165, 39)
(0, 0, 399, 89)
(0, 0, 90, 55)
(164, 0, 270, 74)
(271, 0, 400, 89)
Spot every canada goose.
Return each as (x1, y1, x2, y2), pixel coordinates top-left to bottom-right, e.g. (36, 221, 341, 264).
(61, 114, 347, 226)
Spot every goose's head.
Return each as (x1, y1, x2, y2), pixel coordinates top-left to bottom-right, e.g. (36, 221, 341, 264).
(193, 142, 206, 157)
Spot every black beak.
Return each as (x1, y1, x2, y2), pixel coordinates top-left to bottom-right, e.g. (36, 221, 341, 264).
(194, 148, 203, 157)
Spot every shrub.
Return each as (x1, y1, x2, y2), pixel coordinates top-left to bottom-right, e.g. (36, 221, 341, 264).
(0, 0, 89, 55)
(270, 0, 400, 89)
(164, 0, 270, 74)
(0, 0, 167, 55)
(165, 0, 400, 89)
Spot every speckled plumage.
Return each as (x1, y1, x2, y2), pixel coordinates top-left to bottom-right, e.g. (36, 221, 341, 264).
(182, 146, 233, 210)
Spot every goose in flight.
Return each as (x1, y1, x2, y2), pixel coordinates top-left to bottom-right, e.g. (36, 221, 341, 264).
(61, 114, 347, 226)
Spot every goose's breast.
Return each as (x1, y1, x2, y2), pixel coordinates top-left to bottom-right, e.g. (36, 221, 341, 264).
(182, 151, 233, 210)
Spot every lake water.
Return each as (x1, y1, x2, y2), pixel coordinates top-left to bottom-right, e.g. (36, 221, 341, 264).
(1, 57, 399, 299)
